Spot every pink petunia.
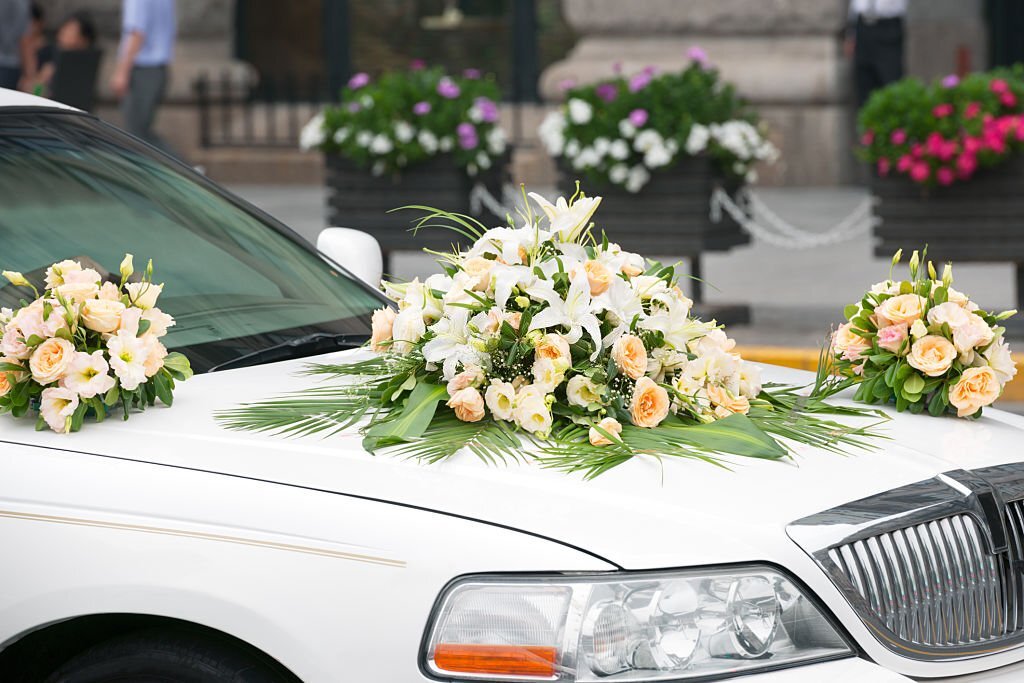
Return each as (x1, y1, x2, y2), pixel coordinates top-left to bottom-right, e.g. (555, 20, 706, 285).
(991, 78, 1009, 94)
(861, 130, 875, 146)
(891, 129, 907, 145)
(933, 103, 954, 118)
(956, 153, 977, 178)
(897, 154, 914, 172)
(1002, 92, 1018, 108)
(910, 162, 930, 183)
(936, 167, 955, 185)
(965, 101, 982, 119)
(877, 157, 891, 176)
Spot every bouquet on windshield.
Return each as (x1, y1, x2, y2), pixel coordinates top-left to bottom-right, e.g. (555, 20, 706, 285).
(220, 187, 880, 477)
(832, 250, 1017, 417)
(0, 256, 192, 433)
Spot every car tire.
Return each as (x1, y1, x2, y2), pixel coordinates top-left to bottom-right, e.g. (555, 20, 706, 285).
(44, 627, 292, 683)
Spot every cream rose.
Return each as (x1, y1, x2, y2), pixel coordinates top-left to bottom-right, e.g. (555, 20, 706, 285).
(589, 417, 623, 446)
(29, 337, 76, 385)
(875, 294, 925, 326)
(532, 356, 566, 392)
(566, 374, 603, 407)
(484, 380, 516, 421)
(81, 298, 126, 334)
(56, 268, 101, 303)
(613, 334, 648, 379)
(463, 257, 494, 292)
(707, 384, 751, 416)
(370, 307, 397, 352)
(949, 366, 1001, 417)
(926, 301, 971, 330)
(535, 333, 571, 365)
(447, 387, 486, 422)
(513, 385, 553, 434)
(583, 260, 612, 296)
(952, 314, 994, 353)
(44, 259, 82, 289)
(98, 281, 121, 301)
(630, 376, 670, 428)
(907, 335, 957, 377)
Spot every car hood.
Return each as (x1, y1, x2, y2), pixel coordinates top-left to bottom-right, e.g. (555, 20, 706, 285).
(4, 348, 1024, 570)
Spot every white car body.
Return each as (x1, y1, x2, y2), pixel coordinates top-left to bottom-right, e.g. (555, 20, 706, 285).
(2, 90, 1024, 681)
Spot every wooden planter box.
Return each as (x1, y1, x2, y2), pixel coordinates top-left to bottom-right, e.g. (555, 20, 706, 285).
(325, 152, 509, 257)
(872, 156, 1024, 262)
(556, 157, 749, 256)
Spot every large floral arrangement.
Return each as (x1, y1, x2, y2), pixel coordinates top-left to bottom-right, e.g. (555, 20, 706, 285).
(832, 250, 1016, 417)
(300, 64, 507, 178)
(858, 67, 1024, 186)
(538, 49, 777, 193)
(0, 256, 192, 433)
(221, 189, 875, 477)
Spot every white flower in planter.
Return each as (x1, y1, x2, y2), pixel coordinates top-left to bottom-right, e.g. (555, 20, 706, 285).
(356, 131, 373, 148)
(487, 128, 507, 154)
(609, 139, 629, 160)
(476, 152, 491, 169)
(439, 137, 454, 152)
(633, 129, 663, 154)
(418, 130, 439, 154)
(618, 119, 637, 139)
(567, 98, 593, 125)
(644, 144, 673, 169)
(609, 163, 629, 184)
(394, 121, 415, 143)
(370, 135, 394, 155)
(333, 127, 350, 144)
(299, 112, 325, 151)
(538, 111, 566, 155)
(685, 124, 709, 155)
(625, 165, 650, 193)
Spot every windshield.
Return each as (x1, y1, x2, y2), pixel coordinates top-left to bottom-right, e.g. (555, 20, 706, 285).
(0, 110, 383, 372)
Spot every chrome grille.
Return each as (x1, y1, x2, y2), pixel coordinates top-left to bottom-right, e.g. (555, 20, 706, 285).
(828, 514, 1008, 646)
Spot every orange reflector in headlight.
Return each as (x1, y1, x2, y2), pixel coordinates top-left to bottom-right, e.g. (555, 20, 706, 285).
(434, 643, 559, 677)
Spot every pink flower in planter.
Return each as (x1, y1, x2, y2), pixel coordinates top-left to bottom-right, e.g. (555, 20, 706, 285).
(932, 103, 954, 118)
(457, 122, 478, 149)
(612, 61, 623, 75)
(348, 72, 371, 89)
(897, 154, 914, 172)
(910, 161, 931, 183)
(557, 78, 577, 92)
(925, 132, 944, 156)
(628, 67, 656, 93)
(628, 108, 649, 127)
(686, 46, 710, 68)
(911, 143, 924, 158)
(463, 68, 482, 80)
(1001, 92, 1018, 108)
(991, 78, 1009, 94)
(965, 101, 982, 119)
(941, 74, 960, 88)
(891, 129, 907, 145)
(473, 97, 500, 123)
(936, 167, 955, 185)
(861, 130, 875, 145)
(957, 153, 977, 178)
(964, 136, 982, 154)
(437, 77, 461, 99)
(877, 157, 891, 175)
(413, 101, 431, 116)
(409, 59, 426, 71)
(596, 83, 618, 103)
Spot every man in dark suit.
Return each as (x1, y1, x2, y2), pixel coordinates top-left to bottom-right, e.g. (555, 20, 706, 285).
(846, 0, 907, 108)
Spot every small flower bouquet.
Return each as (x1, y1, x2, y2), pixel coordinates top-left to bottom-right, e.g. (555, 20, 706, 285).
(221, 188, 877, 477)
(539, 49, 777, 193)
(300, 64, 507, 178)
(0, 256, 192, 433)
(832, 250, 1017, 417)
(858, 67, 1024, 186)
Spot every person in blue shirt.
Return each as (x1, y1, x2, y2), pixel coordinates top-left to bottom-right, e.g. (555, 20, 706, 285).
(110, 0, 176, 154)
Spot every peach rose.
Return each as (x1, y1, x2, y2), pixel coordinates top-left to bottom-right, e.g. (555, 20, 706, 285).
(447, 387, 486, 422)
(952, 314, 994, 353)
(535, 333, 571, 364)
(0, 358, 18, 397)
(589, 417, 623, 446)
(583, 260, 612, 296)
(875, 294, 925, 326)
(630, 376, 670, 428)
(907, 335, 957, 377)
(81, 298, 126, 334)
(370, 307, 397, 352)
(55, 268, 100, 303)
(707, 384, 751, 416)
(832, 323, 870, 362)
(463, 257, 494, 292)
(447, 366, 484, 395)
(142, 337, 168, 377)
(0, 324, 31, 359)
(505, 311, 523, 331)
(613, 334, 648, 379)
(949, 366, 1001, 417)
(621, 263, 643, 278)
(29, 337, 76, 385)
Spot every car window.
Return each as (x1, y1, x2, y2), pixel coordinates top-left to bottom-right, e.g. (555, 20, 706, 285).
(0, 111, 382, 372)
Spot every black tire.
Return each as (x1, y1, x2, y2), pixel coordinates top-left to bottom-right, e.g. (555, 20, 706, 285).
(44, 627, 293, 683)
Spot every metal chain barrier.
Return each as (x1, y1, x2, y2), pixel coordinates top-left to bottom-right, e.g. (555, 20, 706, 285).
(472, 183, 878, 250)
(710, 187, 878, 249)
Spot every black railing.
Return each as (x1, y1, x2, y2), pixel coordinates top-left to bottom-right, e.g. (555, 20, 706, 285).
(193, 70, 329, 149)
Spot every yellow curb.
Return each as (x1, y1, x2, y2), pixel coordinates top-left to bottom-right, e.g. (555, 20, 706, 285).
(736, 346, 1024, 402)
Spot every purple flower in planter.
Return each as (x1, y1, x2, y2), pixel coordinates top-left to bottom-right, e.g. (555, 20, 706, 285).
(348, 72, 370, 89)
(474, 97, 500, 123)
(686, 46, 710, 68)
(346, 102, 362, 113)
(457, 122, 479, 149)
(413, 101, 432, 116)
(558, 78, 577, 93)
(410, 58, 427, 71)
(612, 61, 623, 75)
(437, 77, 461, 99)
(941, 73, 960, 88)
(628, 108, 649, 127)
(463, 68, 482, 80)
(628, 68, 655, 93)
(596, 83, 618, 103)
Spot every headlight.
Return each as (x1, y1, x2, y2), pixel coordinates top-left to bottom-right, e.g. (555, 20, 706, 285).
(422, 565, 853, 681)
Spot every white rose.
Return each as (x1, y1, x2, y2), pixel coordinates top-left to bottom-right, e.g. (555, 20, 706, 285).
(484, 380, 516, 421)
(927, 301, 971, 329)
(952, 314, 994, 353)
(512, 385, 553, 435)
(81, 298, 126, 334)
(566, 375, 603, 407)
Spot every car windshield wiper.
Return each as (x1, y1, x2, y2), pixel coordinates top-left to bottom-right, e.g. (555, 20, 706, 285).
(209, 332, 367, 372)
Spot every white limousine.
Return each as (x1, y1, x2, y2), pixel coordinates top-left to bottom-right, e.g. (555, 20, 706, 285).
(2, 89, 1024, 682)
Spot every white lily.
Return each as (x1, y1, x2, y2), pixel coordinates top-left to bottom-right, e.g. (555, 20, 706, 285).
(528, 273, 602, 358)
(592, 277, 643, 346)
(639, 297, 708, 351)
(493, 264, 557, 311)
(422, 308, 485, 380)
(528, 192, 602, 242)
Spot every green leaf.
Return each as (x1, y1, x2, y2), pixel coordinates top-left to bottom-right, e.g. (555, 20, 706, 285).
(669, 413, 787, 459)
(24, 335, 44, 347)
(904, 374, 925, 395)
(162, 352, 193, 381)
(843, 304, 859, 320)
(0, 362, 23, 372)
(363, 382, 447, 448)
(152, 373, 173, 407)
(103, 383, 120, 407)
(136, 319, 152, 337)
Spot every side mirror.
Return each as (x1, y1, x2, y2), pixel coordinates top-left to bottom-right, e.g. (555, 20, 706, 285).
(317, 227, 383, 287)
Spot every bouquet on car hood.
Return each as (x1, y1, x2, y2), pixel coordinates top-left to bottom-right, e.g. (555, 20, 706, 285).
(220, 187, 878, 477)
(0, 256, 192, 433)
(833, 249, 1017, 417)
